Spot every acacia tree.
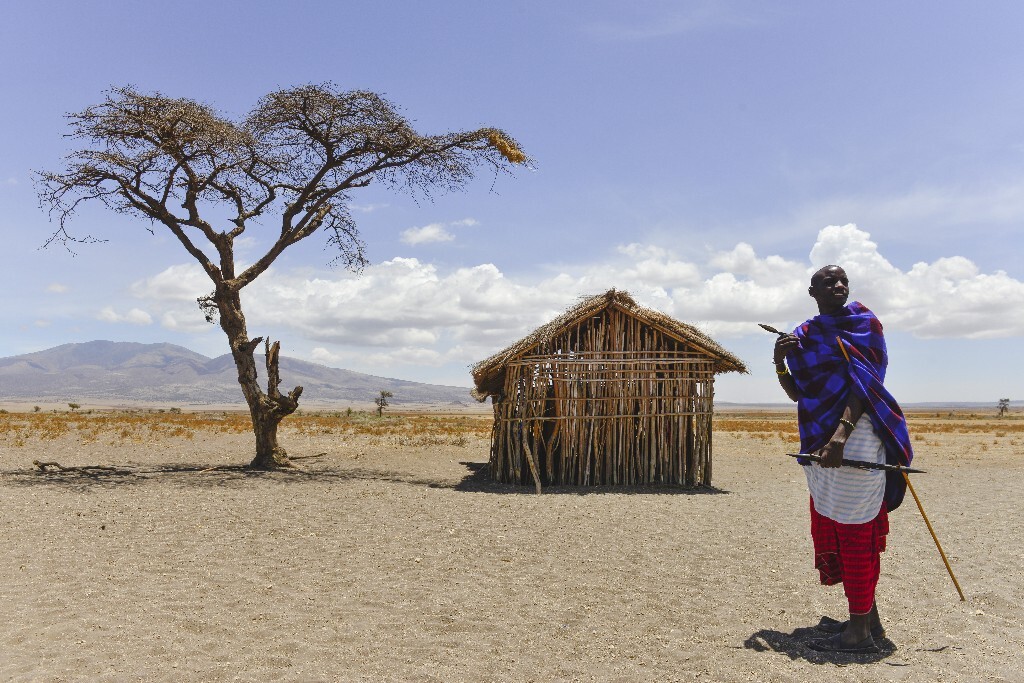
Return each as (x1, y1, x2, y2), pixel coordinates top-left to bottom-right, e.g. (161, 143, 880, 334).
(998, 398, 1010, 417)
(39, 84, 526, 468)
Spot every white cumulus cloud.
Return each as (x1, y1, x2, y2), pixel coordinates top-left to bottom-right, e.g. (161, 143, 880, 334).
(310, 347, 343, 364)
(807, 225, 1024, 339)
(400, 223, 454, 245)
(351, 202, 388, 213)
(127, 224, 1024, 377)
(159, 310, 211, 333)
(131, 263, 211, 302)
(399, 218, 478, 245)
(97, 307, 153, 325)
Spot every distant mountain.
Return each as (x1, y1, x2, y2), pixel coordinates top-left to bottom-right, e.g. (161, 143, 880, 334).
(0, 341, 475, 406)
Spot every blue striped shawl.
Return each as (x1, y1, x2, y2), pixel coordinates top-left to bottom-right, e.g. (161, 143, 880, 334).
(787, 301, 914, 511)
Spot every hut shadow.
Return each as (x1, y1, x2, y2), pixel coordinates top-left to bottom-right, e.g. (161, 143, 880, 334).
(449, 461, 731, 496)
(742, 625, 897, 664)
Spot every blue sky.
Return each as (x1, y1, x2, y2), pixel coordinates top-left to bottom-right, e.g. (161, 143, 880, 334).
(1, 1, 1022, 403)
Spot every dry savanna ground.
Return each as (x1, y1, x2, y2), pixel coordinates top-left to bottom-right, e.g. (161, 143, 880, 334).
(0, 407, 1021, 682)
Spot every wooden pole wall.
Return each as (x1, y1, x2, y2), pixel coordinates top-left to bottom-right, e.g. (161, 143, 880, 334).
(488, 307, 719, 487)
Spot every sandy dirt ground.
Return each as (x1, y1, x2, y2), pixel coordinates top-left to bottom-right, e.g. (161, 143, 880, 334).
(0, 409, 1020, 682)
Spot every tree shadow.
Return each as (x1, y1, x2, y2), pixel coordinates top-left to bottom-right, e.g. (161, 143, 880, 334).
(742, 624, 898, 664)
(0, 461, 457, 493)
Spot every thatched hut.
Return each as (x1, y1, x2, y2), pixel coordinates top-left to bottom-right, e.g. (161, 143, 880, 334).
(471, 289, 747, 490)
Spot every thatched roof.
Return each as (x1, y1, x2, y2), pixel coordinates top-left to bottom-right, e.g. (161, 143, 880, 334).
(471, 289, 748, 398)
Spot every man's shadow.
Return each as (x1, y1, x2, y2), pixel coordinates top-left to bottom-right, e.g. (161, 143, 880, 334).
(743, 624, 897, 664)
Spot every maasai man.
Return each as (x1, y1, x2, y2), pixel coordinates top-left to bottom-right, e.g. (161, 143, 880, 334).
(773, 265, 914, 654)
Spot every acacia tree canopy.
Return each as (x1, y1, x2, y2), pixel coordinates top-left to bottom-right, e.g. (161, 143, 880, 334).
(38, 83, 527, 468)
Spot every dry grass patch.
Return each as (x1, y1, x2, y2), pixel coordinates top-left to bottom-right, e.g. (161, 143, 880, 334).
(714, 414, 799, 441)
(714, 410, 1023, 438)
(0, 410, 492, 449)
(0, 411, 252, 447)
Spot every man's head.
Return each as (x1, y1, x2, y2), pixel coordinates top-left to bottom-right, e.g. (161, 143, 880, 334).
(809, 265, 849, 314)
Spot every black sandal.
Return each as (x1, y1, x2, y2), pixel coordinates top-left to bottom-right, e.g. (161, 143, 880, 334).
(815, 615, 886, 639)
(807, 632, 880, 654)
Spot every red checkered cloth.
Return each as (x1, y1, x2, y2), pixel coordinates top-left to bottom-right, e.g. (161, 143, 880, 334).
(810, 497, 889, 615)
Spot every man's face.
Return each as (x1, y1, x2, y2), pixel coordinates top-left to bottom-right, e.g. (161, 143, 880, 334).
(809, 266, 849, 313)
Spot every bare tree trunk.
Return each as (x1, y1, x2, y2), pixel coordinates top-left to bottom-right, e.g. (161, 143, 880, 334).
(218, 287, 303, 469)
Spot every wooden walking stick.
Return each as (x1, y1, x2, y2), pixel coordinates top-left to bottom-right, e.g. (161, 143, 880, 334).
(831, 334, 966, 599)
(901, 472, 966, 601)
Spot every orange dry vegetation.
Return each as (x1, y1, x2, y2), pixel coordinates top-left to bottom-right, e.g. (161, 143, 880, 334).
(0, 410, 493, 448)
(902, 414, 1024, 435)
(714, 415, 800, 441)
(714, 410, 1023, 437)
(2, 409, 1017, 450)
(0, 411, 251, 447)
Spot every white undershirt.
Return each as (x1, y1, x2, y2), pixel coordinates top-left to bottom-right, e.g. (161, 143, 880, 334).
(803, 413, 886, 524)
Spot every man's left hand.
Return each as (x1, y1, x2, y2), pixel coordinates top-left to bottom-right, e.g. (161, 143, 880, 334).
(817, 439, 846, 468)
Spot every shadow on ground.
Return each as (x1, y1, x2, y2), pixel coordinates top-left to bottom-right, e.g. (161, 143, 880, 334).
(450, 461, 730, 496)
(743, 624, 899, 665)
(0, 459, 731, 496)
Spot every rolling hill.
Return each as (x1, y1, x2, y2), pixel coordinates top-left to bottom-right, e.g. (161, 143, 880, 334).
(0, 341, 475, 407)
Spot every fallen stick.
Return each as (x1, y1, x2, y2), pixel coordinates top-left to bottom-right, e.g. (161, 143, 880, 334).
(289, 452, 328, 461)
(32, 460, 130, 475)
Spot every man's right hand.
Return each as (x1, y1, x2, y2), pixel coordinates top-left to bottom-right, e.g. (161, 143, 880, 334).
(773, 333, 800, 364)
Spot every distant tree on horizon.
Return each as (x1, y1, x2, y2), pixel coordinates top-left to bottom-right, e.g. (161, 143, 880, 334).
(38, 84, 527, 469)
(375, 390, 394, 418)
(998, 397, 1010, 417)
